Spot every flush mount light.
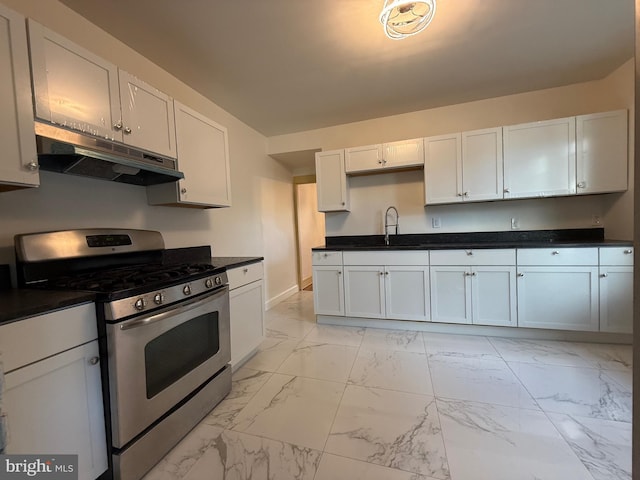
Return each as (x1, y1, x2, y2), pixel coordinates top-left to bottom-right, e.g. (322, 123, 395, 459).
(379, 0, 436, 40)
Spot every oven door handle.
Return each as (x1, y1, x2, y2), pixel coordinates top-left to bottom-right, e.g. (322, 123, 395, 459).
(119, 287, 227, 331)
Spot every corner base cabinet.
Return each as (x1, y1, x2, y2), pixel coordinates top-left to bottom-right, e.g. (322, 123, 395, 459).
(0, 304, 108, 480)
(229, 262, 264, 369)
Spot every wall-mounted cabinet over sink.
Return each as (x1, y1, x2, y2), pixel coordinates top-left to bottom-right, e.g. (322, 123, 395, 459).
(315, 149, 350, 212)
(0, 4, 39, 191)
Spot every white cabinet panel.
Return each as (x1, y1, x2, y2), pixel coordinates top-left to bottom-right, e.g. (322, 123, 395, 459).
(147, 101, 231, 207)
(118, 70, 176, 158)
(504, 117, 576, 199)
(430, 266, 472, 324)
(424, 133, 462, 205)
(461, 127, 503, 202)
(230, 279, 264, 368)
(385, 266, 430, 321)
(315, 150, 349, 211)
(599, 266, 633, 334)
(576, 110, 628, 195)
(344, 266, 385, 318)
(472, 266, 516, 327)
(228, 262, 264, 288)
(430, 249, 516, 266)
(0, 5, 39, 190)
(517, 248, 598, 266)
(343, 250, 429, 266)
(345, 144, 382, 172)
(517, 266, 599, 331)
(312, 251, 343, 266)
(28, 20, 122, 141)
(599, 247, 634, 266)
(313, 266, 345, 316)
(383, 138, 424, 169)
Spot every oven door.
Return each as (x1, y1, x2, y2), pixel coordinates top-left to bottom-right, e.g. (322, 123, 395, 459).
(107, 286, 230, 448)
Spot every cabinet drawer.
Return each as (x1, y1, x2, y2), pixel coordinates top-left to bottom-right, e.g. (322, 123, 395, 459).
(228, 262, 263, 289)
(312, 251, 343, 266)
(517, 248, 598, 266)
(430, 249, 516, 266)
(343, 250, 429, 266)
(599, 247, 634, 266)
(0, 303, 96, 373)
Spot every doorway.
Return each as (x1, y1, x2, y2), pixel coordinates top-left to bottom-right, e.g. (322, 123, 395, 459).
(293, 176, 325, 291)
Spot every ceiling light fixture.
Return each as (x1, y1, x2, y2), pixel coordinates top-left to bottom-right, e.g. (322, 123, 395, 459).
(379, 0, 436, 40)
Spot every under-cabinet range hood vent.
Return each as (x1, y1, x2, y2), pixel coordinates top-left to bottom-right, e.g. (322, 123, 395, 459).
(34, 122, 184, 186)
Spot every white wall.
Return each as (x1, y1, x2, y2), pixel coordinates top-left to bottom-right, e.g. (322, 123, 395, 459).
(269, 60, 634, 240)
(0, 0, 299, 303)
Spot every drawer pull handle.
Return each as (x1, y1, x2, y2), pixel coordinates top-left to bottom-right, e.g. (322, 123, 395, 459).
(624, 249, 633, 254)
(551, 251, 560, 255)
(466, 250, 473, 256)
(243, 268, 249, 273)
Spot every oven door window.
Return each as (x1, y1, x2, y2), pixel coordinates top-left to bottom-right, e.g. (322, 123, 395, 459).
(144, 312, 220, 399)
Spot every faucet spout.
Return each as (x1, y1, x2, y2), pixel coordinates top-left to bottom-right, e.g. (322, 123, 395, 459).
(384, 206, 399, 246)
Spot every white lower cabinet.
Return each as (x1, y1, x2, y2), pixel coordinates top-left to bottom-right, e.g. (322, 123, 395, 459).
(313, 266, 345, 316)
(0, 304, 107, 480)
(599, 246, 634, 334)
(342, 252, 430, 321)
(430, 250, 516, 326)
(229, 262, 264, 369)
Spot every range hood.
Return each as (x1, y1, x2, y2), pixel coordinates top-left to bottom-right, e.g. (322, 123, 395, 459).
(34, 122, 184, 186)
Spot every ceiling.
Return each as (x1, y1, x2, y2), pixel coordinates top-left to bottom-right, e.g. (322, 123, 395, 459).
(59, 0, 634, 138)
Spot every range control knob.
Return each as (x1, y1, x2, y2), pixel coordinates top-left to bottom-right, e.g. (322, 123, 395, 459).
(183, 285, 192, 296)
(215, 276, 222, 286)
(153, 293, 164, 305)
(205, 278, 214, 289)
(134, 298, 146, 311)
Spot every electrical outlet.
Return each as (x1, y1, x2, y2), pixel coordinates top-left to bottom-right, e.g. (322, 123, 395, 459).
(511, 218, 520, 230)
(432, 217, 441, 229)
(592, 215, 602, 226)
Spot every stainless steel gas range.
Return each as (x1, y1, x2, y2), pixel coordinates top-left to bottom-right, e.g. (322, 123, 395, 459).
(14, 229, 232, 480)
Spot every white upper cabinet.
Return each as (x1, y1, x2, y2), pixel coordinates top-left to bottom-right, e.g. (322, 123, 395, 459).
(316, 149, 349, 211)
(147, 101, 231, 208)
(118, 70, 176, 158)
(461, 127, 503, 202)
(29, 21, 177, 159)
(424, 133, 462, 204)
(28, 20, 122, 141)
(503, 117, 576, 199)
(576, 110, 628, 195)
(346, 138, 423, 174)
(0, 5, 39, 190)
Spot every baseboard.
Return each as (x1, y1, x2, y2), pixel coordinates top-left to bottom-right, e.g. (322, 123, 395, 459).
(300, 276, 312, 290)
(266, 285, 299, 310)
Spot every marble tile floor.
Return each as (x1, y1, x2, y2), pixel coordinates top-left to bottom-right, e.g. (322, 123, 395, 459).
(144, 291, 632, 480)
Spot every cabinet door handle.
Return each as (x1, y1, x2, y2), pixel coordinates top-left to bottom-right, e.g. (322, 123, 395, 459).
(181, 187, 187, 194)
(89, 356, 100, 365)
(378, 159, 383, 164)
(504, 188, 510, 193)
(624, 249, 633, 254)
(471, 272, 477, 276)
(337, 271, 342, 275)
(26, 161, 39, 171)
(113, 122, 122, 131)
(385, 271, 389, 276)
(466, 250, 473, 256)
(243, 268, 249, 273)
(124, 126, 132, 134)
(379, 271, 384, 276)
(577, 181, 586, 188)
(517, 273, 524, 277)
(463, 191, 469, 197)
(600, 273, 608, 278)
(341, 202, 345, 206)
(457, 193, 463, 197)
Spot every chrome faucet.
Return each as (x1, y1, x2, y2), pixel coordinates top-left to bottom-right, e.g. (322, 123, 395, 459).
(384, 206, 399, 246)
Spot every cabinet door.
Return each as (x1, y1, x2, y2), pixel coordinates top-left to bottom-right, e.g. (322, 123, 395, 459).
(503, 117, 576, 199)
(28, 20, 122, 141)
(345, 144, 383, 173)
(430, 266, 472, 324)
(462, 127, 503, 202)
(118, 70, 177, 158)
(599, 266, 633, 334)
(230, 280, 264, 368)
(344, 266, 385, 318)
(315, 150, 349, 211)
(471, 266, 516, 326)
(4, 340, 108, 479)
(517, 266, 598, 331)
(0, 5, 39, 190)
(383, 138, 424, 169)
(424, 133, 462, 205)
(385, 266, 430, 321)
(313, 266, 345, 316)
(576, 110, 628, 194)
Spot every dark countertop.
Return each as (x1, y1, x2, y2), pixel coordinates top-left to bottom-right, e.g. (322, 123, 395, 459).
(313, 228, 632, 251)
(0, 289, 95, 327)
(211, 256, 264, 270)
